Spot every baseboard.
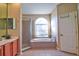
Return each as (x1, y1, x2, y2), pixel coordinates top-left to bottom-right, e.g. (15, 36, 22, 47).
(22, 46, 31, 52)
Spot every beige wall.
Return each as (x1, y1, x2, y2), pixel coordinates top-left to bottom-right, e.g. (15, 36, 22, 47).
(57, 3, 77, 15)
(22, 14, 51, 38)
(8, 4, 20, 37)
(0, 4, 20, 37)
(0, 4, 8, 37)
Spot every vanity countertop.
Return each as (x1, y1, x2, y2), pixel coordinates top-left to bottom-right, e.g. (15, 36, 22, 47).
(0, 37, 19, 46)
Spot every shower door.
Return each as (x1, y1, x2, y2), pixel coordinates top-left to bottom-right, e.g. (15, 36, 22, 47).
(22, 20, 31, 50)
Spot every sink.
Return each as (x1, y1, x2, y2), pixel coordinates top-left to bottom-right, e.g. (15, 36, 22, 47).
(0, 39, 2, 41)
(0, 37, 6, 41)
(0, 37, 2, 41)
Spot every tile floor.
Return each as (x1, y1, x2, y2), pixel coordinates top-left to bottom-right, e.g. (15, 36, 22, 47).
(20, 48, 76, 56)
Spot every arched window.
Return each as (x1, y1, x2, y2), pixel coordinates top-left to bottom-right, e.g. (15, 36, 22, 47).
(35, 17, 48, 37)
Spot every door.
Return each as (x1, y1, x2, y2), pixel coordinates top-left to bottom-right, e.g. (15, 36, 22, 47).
(22, 20, 31, 50)
(59, 11, 77, 54)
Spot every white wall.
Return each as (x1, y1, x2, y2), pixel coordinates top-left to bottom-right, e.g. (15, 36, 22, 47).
(22, 3, 57, 14)
(50, 7, 58, 43)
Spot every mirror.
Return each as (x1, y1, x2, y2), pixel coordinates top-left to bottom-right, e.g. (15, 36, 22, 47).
(0, 3, 11, 39)
(0, 18, 15, 29)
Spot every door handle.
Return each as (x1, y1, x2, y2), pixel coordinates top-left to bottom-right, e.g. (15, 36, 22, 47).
(60, 34, 63, 36)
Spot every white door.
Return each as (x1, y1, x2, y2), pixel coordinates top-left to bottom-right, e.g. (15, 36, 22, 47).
(59, 11, 77, 54)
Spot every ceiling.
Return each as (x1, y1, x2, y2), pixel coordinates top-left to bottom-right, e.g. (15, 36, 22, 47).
(21, 3, 58, 14)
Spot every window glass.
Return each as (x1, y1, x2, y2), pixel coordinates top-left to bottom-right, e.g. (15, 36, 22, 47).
(35, 17, 48, 37)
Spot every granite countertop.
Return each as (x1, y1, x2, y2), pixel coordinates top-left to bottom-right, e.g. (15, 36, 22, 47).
(0, 37, 18, 46)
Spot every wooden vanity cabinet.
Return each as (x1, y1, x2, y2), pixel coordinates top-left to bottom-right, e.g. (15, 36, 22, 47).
(3, 43, 12, 56)
(12, 40, 18, 56)
(0, 46, 3, 56)
(0, 37, 20, 56)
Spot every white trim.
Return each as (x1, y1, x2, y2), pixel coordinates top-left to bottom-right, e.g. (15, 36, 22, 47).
(20, 4, 22, 55)
(13, 18, 16, 29)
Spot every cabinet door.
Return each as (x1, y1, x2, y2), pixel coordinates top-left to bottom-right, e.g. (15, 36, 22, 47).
(4, 43, 12, 56)
(12, 40, 18, 56)
(0, 46, 3, 56)
(17, 39, 20, 55)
